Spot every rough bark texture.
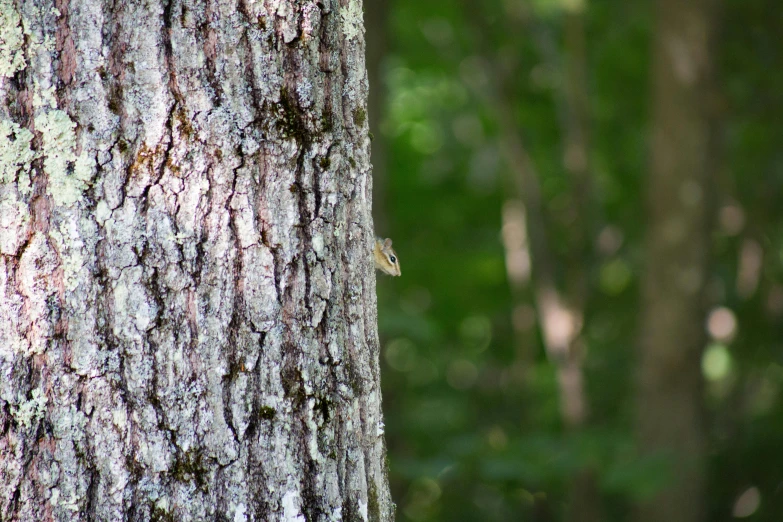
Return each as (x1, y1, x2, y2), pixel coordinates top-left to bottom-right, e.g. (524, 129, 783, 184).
(0, 0, 394, 520)
(635, 0, 716, 520)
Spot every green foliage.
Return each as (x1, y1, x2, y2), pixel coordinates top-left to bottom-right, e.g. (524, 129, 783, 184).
(374, 0, 783, 520)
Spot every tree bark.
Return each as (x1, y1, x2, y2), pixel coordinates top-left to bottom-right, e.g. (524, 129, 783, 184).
(0, 0, 393, 520)
(635, 0, 717, 520)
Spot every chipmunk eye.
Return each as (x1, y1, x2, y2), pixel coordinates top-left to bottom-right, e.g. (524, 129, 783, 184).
(389, 255, 396, 263)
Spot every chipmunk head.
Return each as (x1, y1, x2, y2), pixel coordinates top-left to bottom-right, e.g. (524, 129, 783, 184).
(374, 238, 401, 276)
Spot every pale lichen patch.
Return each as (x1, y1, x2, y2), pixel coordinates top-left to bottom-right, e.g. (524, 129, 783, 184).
(340, 0, 364, 42)
(74, 145, 96, 181)
(276, 1, 299, 43)
(48, 225, 86, 291)
(94, 200, 112, 224)
(0, 197, 30, 254)
(112, 407, 128, 430)
(300, 2, 320, 40)
(13, 388, 47, 429)
(312, 234, 324, 257)
(282, 490, 306, 522)
(57, 491, 81, 512)
(232, 502, 248, 522)
(358, 499, 368, 522)
(34, 110, 94, 206)
(33, 78, 58, 109)
(49, 405, 87, 441)
(0, 120, 35, 255)
(0, 0, 26, 78)
(0, 119, 36, 191)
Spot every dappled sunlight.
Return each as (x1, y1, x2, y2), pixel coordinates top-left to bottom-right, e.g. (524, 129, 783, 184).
(706, 306, 738, 343)
(702, 344, 732, 382)
(732, 486, 761, 518)
(501, 200, 532, 284)
(538, 288, 582, 356)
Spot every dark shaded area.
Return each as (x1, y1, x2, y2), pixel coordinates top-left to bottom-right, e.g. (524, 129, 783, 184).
(370, 0, 783, 520)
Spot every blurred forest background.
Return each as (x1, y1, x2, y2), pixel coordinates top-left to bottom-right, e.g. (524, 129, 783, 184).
(365, 0, 783, 520)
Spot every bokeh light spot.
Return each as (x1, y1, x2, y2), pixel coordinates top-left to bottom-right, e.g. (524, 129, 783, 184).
(732, 486, 760, 518)
(702, 343, 732, 382)
(385, 338, 418, 372)
(409, 121, 444, 154)
(599, 258, 632, 295)
(486, 425, 508, 450)
(706, 306, 737, 342)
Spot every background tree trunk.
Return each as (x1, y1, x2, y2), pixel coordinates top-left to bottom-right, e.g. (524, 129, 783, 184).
(635, 0, 718, 520)
(364, 0, 389, 233)
(0, 0, 394, 520)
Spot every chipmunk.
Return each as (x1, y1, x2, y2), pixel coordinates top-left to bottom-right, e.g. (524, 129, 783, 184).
(374, 237, 401, 276)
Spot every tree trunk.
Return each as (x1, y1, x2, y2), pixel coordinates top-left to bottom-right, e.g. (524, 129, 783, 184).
(635, 0, 717, 520)
(0, 0, 393, 520)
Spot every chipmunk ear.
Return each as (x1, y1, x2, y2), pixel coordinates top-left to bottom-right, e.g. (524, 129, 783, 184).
(383, 238, 393, 249)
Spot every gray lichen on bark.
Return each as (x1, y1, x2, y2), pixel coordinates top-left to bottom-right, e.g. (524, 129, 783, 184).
(0, 0, 393, 520)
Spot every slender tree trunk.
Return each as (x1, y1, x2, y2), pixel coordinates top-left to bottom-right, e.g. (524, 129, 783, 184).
(635, 0, 717, 520)
(0, 0, 394, 520)
(559, 11, 603, 522)
(470, 9, 598, 516)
